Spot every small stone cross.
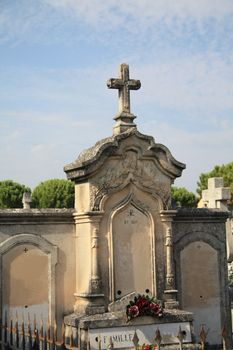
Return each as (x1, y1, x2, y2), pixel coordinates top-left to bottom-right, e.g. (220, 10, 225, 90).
(107, 63, 141, 134)
(202, 177, 231, 210)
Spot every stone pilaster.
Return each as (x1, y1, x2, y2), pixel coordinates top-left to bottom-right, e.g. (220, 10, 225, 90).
(73, 211, 105, 315)
(160, 210, 179, 309)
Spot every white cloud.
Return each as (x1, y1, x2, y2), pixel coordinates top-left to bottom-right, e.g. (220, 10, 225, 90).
(1, 52, 233, 127)
(1, 0, 233, 45)
(135, 53, 233, 122)
(45, 0, 233, 24)
(0, 0, 232, 191)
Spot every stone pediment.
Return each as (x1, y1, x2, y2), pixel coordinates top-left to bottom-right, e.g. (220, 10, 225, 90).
(64, 128, 185, 182)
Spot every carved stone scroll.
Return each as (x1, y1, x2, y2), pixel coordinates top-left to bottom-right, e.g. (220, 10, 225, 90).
(91, 152, 171, 211)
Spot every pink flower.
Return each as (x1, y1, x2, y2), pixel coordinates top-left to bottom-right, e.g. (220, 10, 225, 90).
(149, 303, 160, 315)
(142, 345, 150, 350)
(128, 305, 139, 317)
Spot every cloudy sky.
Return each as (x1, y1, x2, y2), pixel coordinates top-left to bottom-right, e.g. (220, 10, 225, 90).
(0, 0, 233, 193)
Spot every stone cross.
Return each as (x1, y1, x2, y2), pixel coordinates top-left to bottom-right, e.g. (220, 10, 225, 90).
(201, 177, 231, 211)
(107, 63, 141, 134)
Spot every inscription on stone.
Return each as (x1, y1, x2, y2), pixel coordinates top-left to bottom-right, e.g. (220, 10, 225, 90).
(124, 208, 138, 225)
(89, 322, 192, 349)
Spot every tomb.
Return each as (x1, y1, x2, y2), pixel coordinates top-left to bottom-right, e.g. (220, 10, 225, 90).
(63, 64, 231, 349)
(0, 64, 231, 349)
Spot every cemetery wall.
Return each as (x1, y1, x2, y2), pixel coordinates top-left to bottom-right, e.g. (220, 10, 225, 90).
(173, 208, 231, 345)
(0, 209, 76, 326)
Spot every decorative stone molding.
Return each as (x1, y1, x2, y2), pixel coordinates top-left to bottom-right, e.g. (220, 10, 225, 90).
(91, 153, 171, 211)
(64, 128, 185, 183)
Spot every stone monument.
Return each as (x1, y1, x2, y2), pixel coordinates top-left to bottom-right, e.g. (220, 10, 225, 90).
(198, 177, 233, 261)
(0, 64, 231, 349)
(64, 64, 196, 349)
(201, 177, 231, 211)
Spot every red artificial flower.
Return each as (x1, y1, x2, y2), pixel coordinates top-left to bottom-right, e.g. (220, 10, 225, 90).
(149, 303, 160, 315)
(136, 297, 150, 310)
(128, 305, 139, 317)
(142, 345, 150, 350)
(126, 294, 163, 321)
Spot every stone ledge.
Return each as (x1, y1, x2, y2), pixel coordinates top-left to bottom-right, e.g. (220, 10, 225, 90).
(64, 309, 193, 329)
(0, 208, 75, 223)
(174, 208, 229, 221)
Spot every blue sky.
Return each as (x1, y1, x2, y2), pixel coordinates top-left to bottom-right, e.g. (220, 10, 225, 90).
(0, 0, 233, 193)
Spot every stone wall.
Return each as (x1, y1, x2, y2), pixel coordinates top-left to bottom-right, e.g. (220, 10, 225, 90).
(173, 208, 231, 346)
(0, 209, 75, 326)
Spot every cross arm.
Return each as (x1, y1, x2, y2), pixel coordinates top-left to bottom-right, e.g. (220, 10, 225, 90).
(128, 79, 141, 90)
(107, 78, 124, 89)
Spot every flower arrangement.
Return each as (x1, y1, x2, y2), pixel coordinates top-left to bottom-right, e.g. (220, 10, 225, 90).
(140, 345, 158, 350)
(126, 294, 163, 321)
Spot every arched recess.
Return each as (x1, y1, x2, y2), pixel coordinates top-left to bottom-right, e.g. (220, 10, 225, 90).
(174, 232, 225, 345)
(108, 193, 156, 301)
(0, 234, 57, 324)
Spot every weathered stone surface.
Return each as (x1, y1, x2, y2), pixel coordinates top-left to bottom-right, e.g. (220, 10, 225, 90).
(64, 128, 185, 183)
(198, 177, 233, 263)
(107, 63, 141, 134)
(201, 177, 231, 210)
(0, 208, 75, 223)
(173, 207, 231, 347)
(65, 309, 193, 329)
(0, 208, 76, 327)
(108, 292, 137, 312)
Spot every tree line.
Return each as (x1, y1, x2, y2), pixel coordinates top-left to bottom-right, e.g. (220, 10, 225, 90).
(0, 162, 232, 209)
(172, 162, 232, 209)
(0, 179, 74, 209)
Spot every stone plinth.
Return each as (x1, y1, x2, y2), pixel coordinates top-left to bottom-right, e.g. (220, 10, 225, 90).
(65, 308, 194, 350)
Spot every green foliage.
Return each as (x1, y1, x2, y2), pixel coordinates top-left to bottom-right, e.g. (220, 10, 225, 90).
(171, 186, 198, 208)
(229, 270, 233, 287)
(196, 162, 233, 208)
(0, 180, 31, 208)
(32, 179, 74, 208)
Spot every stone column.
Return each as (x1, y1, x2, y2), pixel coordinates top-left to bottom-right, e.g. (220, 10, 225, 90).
(73, 211, 105, 315)
(90, 228, 101, 294)
(160, 210, 179, 309)
(165, 227, 174, 289)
